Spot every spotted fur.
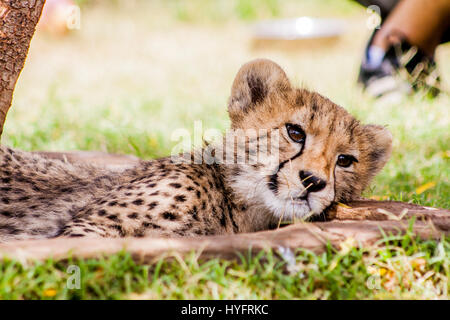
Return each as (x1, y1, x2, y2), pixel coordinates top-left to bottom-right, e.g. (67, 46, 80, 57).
(0, 59, 392, 242)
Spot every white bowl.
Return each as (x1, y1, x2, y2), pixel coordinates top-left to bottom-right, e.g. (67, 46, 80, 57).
(253, 17, 347, 40)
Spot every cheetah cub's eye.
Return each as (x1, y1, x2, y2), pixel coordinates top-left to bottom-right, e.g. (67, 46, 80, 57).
(336, 154, 358, 168)
(286, 124, 306, 143)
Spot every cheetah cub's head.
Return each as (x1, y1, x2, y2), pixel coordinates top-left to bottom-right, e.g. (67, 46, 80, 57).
(227, 59, 392, 221)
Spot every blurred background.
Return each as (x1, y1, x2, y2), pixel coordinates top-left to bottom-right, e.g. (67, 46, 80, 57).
(2, 0, 449, 207)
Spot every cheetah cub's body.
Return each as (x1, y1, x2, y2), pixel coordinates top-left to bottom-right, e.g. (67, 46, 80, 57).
(0, 59, 392, 242)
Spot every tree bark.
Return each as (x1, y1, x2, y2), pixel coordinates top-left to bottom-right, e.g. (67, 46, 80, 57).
(0, 0, 45, 139)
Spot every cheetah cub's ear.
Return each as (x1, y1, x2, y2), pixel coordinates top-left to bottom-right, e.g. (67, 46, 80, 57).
(228, 59, 291, 126)
(363, 124, 393, 182)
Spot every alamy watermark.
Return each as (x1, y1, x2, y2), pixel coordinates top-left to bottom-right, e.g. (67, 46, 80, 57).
(170, 120, 281, 166)
(366, 5, 382, 30)
(66, 5, 81, 30)
(66, 265, 81, 290)
(366, 265, 382, 290)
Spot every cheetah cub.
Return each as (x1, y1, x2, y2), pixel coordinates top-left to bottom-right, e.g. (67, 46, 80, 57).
(0, 59, 392, 242)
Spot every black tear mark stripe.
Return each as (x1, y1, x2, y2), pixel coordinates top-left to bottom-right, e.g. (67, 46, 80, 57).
(268, 146, 305, 194)
(227, 203, 239, 233)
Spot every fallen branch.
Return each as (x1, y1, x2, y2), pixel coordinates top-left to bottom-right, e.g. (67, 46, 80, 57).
(0, 200, 448, 263)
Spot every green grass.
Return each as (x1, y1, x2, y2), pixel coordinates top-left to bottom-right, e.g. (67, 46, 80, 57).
(1, 0, 449, 299)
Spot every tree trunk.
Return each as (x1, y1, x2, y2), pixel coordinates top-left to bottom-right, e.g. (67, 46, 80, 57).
(0, 0, 45, 139)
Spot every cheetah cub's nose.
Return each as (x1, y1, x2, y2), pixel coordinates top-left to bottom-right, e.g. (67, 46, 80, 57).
(299, 170, 327, 193)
